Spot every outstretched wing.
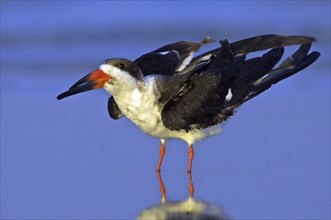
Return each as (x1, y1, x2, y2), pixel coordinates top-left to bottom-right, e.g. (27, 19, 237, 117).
(213, 43, 320, 124)
(193, 34, 315, 60)
(238, 43, 320, 104)
(134, 37, 214, 76)
(160, 39, 320, 131)
(108, 35, 319, 123)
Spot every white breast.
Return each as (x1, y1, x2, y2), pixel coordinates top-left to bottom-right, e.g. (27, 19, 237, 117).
(113, 77, 163, 135)
(111, 77, 224, 144)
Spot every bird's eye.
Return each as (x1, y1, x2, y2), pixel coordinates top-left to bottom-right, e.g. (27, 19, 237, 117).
(119, 63, 125, 70)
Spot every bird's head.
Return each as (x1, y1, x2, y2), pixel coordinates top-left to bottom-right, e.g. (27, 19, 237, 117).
(57, 58, 144, 100)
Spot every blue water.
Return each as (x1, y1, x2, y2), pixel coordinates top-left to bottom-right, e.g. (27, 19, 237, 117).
(1, 1, 330, 219)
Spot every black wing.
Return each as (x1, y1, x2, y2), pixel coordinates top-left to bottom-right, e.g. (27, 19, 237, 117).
(108, 35, 319, 123)
(134, 37, 214, 76)
(240, 43, 320, 104)
(193, 34, 315, 60)
(160, 39, 320, 131)
(213, 43, 320, 124)
(160, 40, 238, 131)
(107, 96, 123, 120)
(173, 34, 317, 84)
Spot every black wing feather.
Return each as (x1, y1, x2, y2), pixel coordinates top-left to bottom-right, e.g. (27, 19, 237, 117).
(134, 37, 214, 76)
(108, 96, 123, 120)
(245, 44, 320, 102)
(161, 39, 320, 131)
(226, 47, 284, 107)
(193, 34, 315, 61)
(213, 43, 320, 125)
(107, 35, 319, 124)
(161, 40, 238, 131)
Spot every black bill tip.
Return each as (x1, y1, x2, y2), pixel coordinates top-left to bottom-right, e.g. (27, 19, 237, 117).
(57, 81, 96, 100)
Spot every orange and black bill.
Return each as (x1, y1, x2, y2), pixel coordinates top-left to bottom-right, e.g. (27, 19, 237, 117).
(57, 69, 111, 100)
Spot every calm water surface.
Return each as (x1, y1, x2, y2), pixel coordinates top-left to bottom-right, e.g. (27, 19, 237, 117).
(1, 1, 330, 219)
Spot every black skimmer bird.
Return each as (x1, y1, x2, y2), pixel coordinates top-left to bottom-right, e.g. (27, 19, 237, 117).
(57, 34, 320, 173)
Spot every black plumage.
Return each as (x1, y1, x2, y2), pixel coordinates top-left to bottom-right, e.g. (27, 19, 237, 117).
(107, 96, 123, 120)
(107, 35, 320, 131)
(134, 36, 214, 76)
(160, 40, 238, 131)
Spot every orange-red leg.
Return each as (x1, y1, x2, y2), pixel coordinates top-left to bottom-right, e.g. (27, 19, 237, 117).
(187, 171, 195, 198)
(156, 170, 166, 201)
(156, 140, 166, 172)
(187, 144, 194, 173)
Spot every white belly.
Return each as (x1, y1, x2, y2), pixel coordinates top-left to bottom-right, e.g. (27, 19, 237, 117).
(114, 89, 223, 144)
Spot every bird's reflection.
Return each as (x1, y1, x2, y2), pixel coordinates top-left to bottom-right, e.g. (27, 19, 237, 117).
(137, 172, 230, 220)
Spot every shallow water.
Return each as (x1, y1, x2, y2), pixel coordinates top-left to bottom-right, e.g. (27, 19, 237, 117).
(1, 1, 330, 219)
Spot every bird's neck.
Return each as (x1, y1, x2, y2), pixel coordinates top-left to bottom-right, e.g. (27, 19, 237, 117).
(105, 77, 155, 109)
(105, 76, 146, 95)
(109, 77, 162, 129)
